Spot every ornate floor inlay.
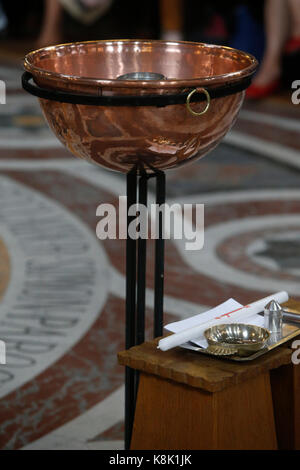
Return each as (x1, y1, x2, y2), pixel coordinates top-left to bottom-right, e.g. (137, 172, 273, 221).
(0, 61, 299, 450)
(0, 237, 10, 301)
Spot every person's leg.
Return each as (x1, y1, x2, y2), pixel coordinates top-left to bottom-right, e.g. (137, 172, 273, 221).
(252, 0, 289, 86)
(288, 0, 300, 36)
(36, 0, 63, 49)
(160, 0, 184, 41)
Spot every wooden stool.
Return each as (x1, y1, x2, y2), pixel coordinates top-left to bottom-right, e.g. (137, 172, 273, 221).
(270, 359, 300, 449)
(118, 340, 293, 450)
(271, 299, 300, 450)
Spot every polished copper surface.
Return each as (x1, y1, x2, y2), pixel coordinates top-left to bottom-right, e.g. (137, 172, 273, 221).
(24, 40, 258, 173)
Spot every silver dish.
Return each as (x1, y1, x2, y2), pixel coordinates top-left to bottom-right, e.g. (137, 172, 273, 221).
(181, 313, 300, 361)
(205, 345, 238, 357)
(204, 323, 270, 357)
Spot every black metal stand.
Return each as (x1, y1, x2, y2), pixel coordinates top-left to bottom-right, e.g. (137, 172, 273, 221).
(125, 168, 166, 450)
(21, 70, 255, 451)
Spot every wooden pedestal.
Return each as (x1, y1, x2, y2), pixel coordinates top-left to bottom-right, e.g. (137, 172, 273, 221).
(270, 358, 300, 449)
(270, 299, 300, 449)
(131, 371, 276, 450)
(118, 339, 294, 450)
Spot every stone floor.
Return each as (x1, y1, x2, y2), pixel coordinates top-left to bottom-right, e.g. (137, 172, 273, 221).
(0, 58, 299, 450)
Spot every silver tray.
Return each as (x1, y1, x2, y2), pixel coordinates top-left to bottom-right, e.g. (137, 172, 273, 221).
(180, 315, 300, 362)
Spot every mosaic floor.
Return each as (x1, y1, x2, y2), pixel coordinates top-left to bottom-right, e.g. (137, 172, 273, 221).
(0, 61, 300, 450)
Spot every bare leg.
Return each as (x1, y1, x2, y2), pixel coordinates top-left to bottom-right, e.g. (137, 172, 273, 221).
(160, 0, 184, 41)
(36, 0, 63, 49)
(253, 0, 289, 86)
(288, 0, 300, 36)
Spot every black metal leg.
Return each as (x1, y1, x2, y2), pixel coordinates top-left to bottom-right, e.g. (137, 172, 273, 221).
(136, 174, 148, 346)
(124, 168, 166, 450)
(134, 173, 148, 411)
(154, 171, 166, 338)
(125, 169, 137, 450)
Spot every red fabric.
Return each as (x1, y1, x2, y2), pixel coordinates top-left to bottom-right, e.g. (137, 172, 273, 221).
(285, 37, 300, 54)
(246, 80, 281, 100)
(203, 14, 228, 39)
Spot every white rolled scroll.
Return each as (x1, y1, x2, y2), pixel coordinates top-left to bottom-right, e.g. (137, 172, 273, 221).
(158, 291, 289, 352)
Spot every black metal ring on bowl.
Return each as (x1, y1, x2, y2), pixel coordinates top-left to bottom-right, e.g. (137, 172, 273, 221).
(22, 71, 251, 107)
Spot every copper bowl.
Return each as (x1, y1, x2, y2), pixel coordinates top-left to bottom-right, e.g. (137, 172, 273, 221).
(24, 40, 258, 173)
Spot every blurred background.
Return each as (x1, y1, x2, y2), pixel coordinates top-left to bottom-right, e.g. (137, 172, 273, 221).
(0, 0, 299, 451)
(1, 0, 299, 93)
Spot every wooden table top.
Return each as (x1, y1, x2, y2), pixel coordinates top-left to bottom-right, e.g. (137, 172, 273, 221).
(118, 300, 300, 393)
(118, 338, 292, 392)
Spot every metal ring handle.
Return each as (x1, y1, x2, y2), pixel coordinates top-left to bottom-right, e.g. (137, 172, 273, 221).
(186, 88, 211, 116)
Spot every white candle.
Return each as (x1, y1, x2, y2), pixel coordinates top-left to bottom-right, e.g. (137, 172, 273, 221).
(157, 291, 289, 351)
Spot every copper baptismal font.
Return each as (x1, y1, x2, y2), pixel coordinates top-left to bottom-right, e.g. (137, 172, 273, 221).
(22, 39, 258, 448)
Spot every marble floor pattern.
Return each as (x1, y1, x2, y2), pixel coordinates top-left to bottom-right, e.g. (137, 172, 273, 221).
(0, 62, 299, 450)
